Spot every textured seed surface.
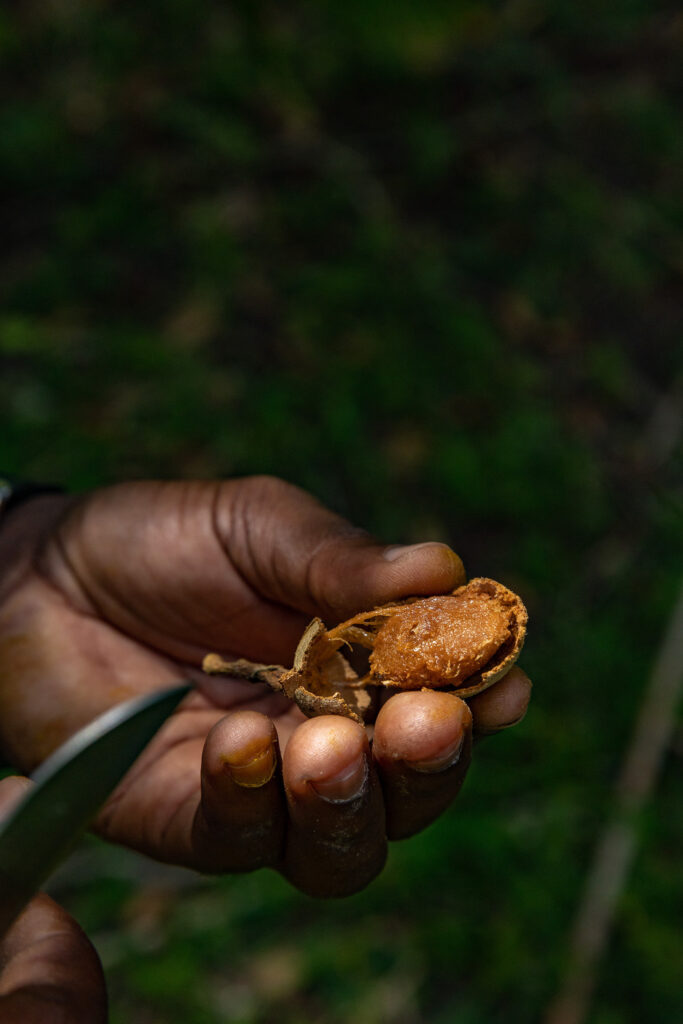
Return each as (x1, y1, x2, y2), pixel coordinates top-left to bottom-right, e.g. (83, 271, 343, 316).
(369, 591, 512, 688)
(205, 578, 527, 719)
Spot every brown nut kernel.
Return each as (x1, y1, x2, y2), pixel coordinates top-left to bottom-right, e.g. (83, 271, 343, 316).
(203, 577, 528, 724)
(370, 589, 512, 689)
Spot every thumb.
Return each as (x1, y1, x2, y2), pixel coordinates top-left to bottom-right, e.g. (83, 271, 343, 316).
(0, 777, 108, 1024)
(37, 476, 465, 664)
(218, 476, 467, 621)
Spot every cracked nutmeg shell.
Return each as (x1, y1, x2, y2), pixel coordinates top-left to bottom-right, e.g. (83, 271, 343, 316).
(203, 578, 528, 724)
(366, 578, 526, 696)
(282, 577, 528, 720)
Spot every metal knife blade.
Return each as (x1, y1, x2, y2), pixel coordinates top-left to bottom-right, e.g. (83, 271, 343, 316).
(0, 681, 192, 938)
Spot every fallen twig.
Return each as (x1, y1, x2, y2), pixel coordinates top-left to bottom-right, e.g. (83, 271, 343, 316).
(543, 578, 683, 1024)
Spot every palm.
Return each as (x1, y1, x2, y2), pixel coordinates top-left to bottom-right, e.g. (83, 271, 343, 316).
(1, 521, 309, 869)
(73, 613, 308, 870)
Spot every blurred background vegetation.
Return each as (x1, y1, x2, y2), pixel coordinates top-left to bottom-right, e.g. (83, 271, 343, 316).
(1, 1, 682, 1021)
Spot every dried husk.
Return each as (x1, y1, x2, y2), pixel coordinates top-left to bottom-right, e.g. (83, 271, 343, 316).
(203, 577, 527, 724)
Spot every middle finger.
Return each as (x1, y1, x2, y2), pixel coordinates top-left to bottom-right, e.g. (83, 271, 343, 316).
(281, 716, 387, 898)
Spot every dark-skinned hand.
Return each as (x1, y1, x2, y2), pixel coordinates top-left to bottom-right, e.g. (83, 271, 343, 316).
(0, 477, 531, 897)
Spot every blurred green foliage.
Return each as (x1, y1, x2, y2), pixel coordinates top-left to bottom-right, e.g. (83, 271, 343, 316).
(1, 1, 682, 1021)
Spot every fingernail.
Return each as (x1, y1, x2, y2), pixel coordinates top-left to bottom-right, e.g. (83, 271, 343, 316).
(383, 542, 442, 562)
(476, 709, 528, 736)
(224, 745, 276, 788)
(409, 733, 465, 774)
(383, 543, 465, 581)
(309, 755, 368, 803)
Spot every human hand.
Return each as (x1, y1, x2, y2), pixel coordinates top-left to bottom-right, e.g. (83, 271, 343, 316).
(0, 776, 107, 1023)
(0, 477, 531, 896)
